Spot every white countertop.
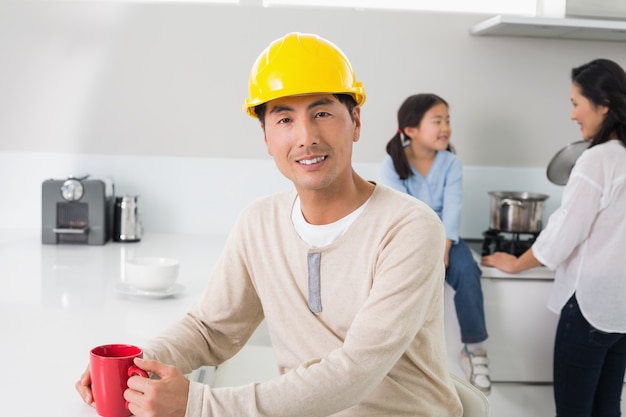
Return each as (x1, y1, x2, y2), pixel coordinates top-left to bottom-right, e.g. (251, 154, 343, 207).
(479, 262, 555, 280)
(0, 230, 556, 414)
(467, 241, 555, 281)
(0, 230, 229, 416)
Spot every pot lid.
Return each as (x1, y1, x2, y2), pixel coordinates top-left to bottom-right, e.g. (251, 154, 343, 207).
(546, 140, 590, 186)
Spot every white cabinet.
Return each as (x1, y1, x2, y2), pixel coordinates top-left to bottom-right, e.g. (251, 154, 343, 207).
(482, 277, 558, 383)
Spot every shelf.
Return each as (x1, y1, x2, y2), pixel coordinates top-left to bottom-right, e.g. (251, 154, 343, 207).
(470, 15, 626, 42)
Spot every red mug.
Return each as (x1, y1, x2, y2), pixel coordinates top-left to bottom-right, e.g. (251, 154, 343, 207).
(90, 344, 149, 417)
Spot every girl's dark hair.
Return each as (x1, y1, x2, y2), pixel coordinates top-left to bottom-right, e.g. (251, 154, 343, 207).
(571, 59, 626, 148)
(385, 93, 449, 179)
(253, 93, 357, 124)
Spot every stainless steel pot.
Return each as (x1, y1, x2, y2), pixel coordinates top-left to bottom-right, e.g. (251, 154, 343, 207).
(488, 191, 549, 233)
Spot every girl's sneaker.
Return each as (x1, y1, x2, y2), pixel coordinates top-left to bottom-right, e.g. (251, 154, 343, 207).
(460, 346, 492, 395)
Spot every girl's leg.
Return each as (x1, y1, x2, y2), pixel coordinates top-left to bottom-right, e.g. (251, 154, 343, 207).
(447, 240, 491, 394)
(445, 239, 487, 343)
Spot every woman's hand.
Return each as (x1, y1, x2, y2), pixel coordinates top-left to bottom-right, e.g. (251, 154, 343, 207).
(481, 251, 520, 274)
(482, 247, 542, 274)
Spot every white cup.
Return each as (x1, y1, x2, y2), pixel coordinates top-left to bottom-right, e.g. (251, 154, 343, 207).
(125, 257, 179, 291)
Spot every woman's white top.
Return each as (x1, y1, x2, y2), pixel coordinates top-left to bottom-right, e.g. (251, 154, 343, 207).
(533, 140, 626, 332)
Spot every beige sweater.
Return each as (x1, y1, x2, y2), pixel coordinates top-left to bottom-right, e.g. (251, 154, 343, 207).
(145, 185, 463, 416)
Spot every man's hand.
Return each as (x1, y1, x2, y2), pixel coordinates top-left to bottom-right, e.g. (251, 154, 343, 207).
(75, 365, 95, 406)
(125, 358, 190, 417)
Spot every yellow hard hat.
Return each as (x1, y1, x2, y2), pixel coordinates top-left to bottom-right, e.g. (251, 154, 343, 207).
(243, 32, 366, 118)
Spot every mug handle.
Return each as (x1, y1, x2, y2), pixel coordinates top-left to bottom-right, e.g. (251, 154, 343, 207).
(125, 365, 149, 410)
(128, 365, 149, 378)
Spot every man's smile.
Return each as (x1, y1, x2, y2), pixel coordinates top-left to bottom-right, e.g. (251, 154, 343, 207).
(297, 156, 327, 165)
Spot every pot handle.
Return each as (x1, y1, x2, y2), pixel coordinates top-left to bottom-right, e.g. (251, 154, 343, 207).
(500, 198, 524, 208)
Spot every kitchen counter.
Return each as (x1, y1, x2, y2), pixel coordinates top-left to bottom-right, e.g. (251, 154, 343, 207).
(479, 262, 555, 280)
(0, 229, 565, 414)
(465, 240, 559, 383)
(0, 230, 231, 415)
(466, 238, 556, 281)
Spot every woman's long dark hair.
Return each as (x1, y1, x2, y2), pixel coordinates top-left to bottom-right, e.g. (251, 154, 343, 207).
(385, 94, 449, 179)
(571, 59, 626, 148)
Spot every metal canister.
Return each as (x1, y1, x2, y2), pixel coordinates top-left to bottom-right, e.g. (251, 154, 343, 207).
(113, 195, 142, 242)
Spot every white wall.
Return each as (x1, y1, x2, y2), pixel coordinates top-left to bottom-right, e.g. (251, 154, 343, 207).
(2, 2, 625, 166)
(0, 152, 563, 239)
(0, 2, 621, 239)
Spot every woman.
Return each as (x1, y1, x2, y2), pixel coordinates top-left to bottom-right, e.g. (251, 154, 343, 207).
(381, 94, 491, 395)
(482, 58, 626, 416)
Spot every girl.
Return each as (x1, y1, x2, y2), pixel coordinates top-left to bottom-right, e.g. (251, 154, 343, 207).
(381, 94, 490, 394)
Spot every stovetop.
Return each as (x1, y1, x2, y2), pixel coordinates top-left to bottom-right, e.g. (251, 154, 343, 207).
(481, 229, 540, 257)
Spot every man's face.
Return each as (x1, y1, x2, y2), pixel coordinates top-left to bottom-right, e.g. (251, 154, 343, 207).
(261, 93, 361, 193)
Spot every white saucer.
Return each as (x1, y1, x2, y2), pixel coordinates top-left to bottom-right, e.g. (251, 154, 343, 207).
(115, 282, 184, 299)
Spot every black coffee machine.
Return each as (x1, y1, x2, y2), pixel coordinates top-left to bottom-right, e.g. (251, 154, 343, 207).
(41, 175, 115, 245)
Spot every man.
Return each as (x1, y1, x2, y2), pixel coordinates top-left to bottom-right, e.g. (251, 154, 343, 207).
(76, 32, 462, 416)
